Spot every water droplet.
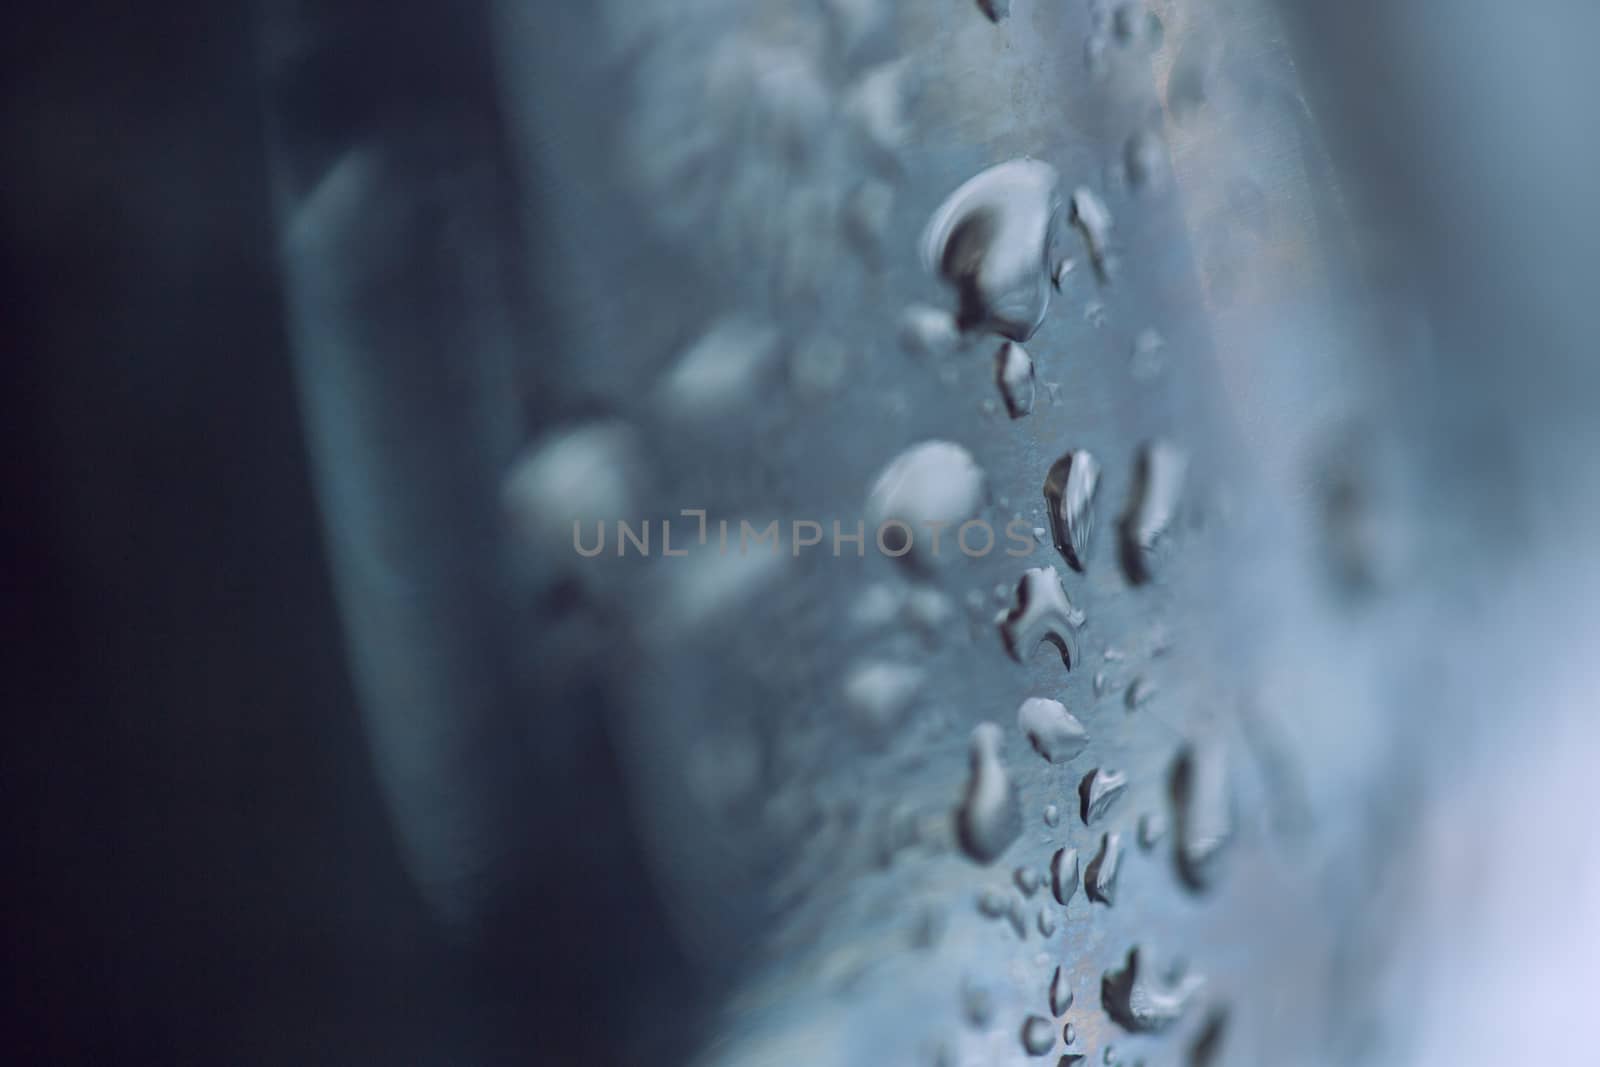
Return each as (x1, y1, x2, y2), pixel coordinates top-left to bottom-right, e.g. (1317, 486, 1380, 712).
(1167, 59, 1206, 120)
(963, 978, 995, 1028)
(978, 886, 1010, 918)
(852, 583, 906, 628)
(1137, 811, 1168, 850)
(1102, 1044, 1118, 1065)
(1118, 440, 1188, 586)
(1005, 894, 1030, 939)
(1037, 906, 1057, 937)
(1124, 129, 1169, 193)
(1101, 946, 1203, 1033)
(906, 587, 955, 630)
(1112, 2, 1163, 48)
(1188, 1008, 1229, 1067)
(1124, 676, 1156, 711)
(1050, 846, 1080, 906)
(910, 904, 946, 950)
(1015, 865, 1043, 897)
(1079, 768, 1129, 825)
(956, 722, 1022, 864)
(844, 178, 896, 255)
(1085, 832, 1124, 904)
(1044, 450, 1102, 572)
(977, 0, 1013, 25)
(867, 442, 986, 566)
(922, 159, 1061, 341)
(1018, 697, 1089, 764)
(1043, 803, 1061, 827)
(1070, 187, 1115, 281)
(1170, 741, 1233, 892)
(659, 316, 782, 418)
(843, 661, 924, 736)
(1063, 1022, 1077, 1044)
(1051, 255, 1076, 292)
(900, 304, 962, 358)
(844, 58, 910, 159)
(996, 341, 1037, 418)
(1050, 965, 1075, 1015)
(503, 421, 637, 557)
(1022, 1015, 1056, 1056)
(1084, 300, 1107, 329)
(790, 332, 850, 397)
(1129, 328, 1165, 381)
(1061, 1056, 1087, 1067)
(1000, 567, 1085, 669)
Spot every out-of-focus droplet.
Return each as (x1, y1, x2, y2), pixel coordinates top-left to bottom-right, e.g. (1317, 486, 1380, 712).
(1085, 832, 1124, 904)
(503, 421, 637, 558)
(1119, 440, 1188, 585)
(868, 441, 986, 565)
(921, 159, 1061, 341)
(1050, 846, 1079, 906)
(956, 722, 1022, 864)
(1018, 697, 1089, 763)
(1112, 2, 1163, 48)
(978, 886, 1010, 918)
(1037, 906, 1057, 936)
(1168, 59, 1206, 121)
(1101, 947, 1203, 1033)
(1015, 865, 1043, 897)
(1070, 187, 1115, 281)
(1080, 768, 1129, 825)
(1138, 811, 1168, 850)
(1044, 450, 1102, 572)
(906, 587, 955, 630)
(996, 341, 1037, 418)
(852, 583, 906, 628)
(977, 0, 1013, 25)
(1005, 894, 1030, 939)
(844, 58, 909, 159)
(1130, 328, 1166, 381)
(1043, 803, 1061, 827)
(790, 332, 850, 397)
(1050, 965, 1074, 1015)
(1188, 1008, 1229, 1066)
(910, 904, 945, 950)
(659, 316, 782, 418)
(1171, 741, 1233, 891)
(844, 178, 895, 256)
(1124, 129, 1169, 193)
(963, 978, 994, 1028)
(1102, 1044, 1118, 1065)
(1022, 1015, 1056, 1056)
(1085, 33, 1110, 79)
(1124, 676, 1156, 710)
(1000, 567, 1085, 668)
(900, 303, 962, 358)
(843, 660, 924, 735)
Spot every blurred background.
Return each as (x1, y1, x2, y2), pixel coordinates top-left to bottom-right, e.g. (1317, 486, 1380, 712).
(5, 0, 1598, 1064)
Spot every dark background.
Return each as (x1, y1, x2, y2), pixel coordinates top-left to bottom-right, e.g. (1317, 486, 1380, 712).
(0, 5, 511, 1061)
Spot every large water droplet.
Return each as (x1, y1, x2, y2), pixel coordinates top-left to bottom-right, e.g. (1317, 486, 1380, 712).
(1050, 965, 1075, 1015)
(922, 159, 1061, 341)
(1022, 1015, 1056, 1056)
(1000, 567, 1085, 668)
(1070, 187, 1115, 281)
(1118, 441, 1188, 586)
(867, 442, 986, 566)
(1085, 832, 1124, 905)
(996, 341, 1037, 418)
(1170, 742, 1233, 891)
(1101, 947, 1203, 1033)
(1050, 846, 1080, 906)
(1044, 451, 1102, 572)
(1018, 697, 1089, 764)
(1079, 768, 1129, 825)
(956, 722, 1022, 864)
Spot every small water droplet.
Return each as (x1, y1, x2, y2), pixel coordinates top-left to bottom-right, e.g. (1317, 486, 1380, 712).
(1124, 676, 1157, 711)
(1101, 946, 1203, 1033)
(1015, 865, 1043, 897)
(1022, 1014, 1056, 1056)
(1085, 832, 1124, 905)
(1137, 811, 1168, 850)
(956, 722, 1022, 864)
(1051, 254, 1076, 292)
(977, 0, 1013, 24)
(922, 159, 1061, 341)
(1118, 440, 1188, 585)
(659, 316, 782, 418)
(996, 341, 1037, 418)
(1080, 768, 1129, 825)
(1000, 567, 1085, 669)
(1112, 2, 1163, 48)
(1070, 187, 1115, 281)
(1050, 846, 1080, 906)
(1043, 450, 1102, 572)
(852, 583, 906, 628)
(1084, 301, 1107, 329)
(1171, 741, 1233, 892)
(910, 903, 946, 949)
(978, 886, 1010, 918)
(844, 58, 910, 159)
(1129, 328, 1166, 381)
(1043, 803, 1061, 827)
(906, 587, 955, 630)
(1102, 1044, 1118, 1065)
(843, 661, 924, 736)
(1050, 965, 1074, 1015)
(963, 977, 995, 1028)
(790, 332, 850, 397)
(900, 304, 962, 358)
(1037, 906, 1057, 937)
(1124, 129, 1168, 193)
(1064, 1022, 1077, 1044)
(844, 178, 896, 255)
(1018, 697, 1089, 764)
